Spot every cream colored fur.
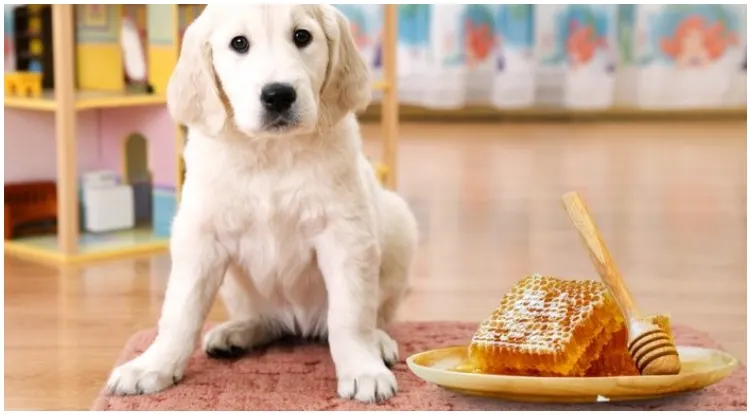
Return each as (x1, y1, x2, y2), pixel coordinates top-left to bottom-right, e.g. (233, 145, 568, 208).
(105, 4, 418, 404)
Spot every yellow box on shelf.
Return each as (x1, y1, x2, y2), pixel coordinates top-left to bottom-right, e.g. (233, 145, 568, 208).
(4, 72, 43, 99)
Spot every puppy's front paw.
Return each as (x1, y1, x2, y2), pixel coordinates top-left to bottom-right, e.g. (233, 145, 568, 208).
(337, 367, 397, 403)
(106, 356, 182, 395)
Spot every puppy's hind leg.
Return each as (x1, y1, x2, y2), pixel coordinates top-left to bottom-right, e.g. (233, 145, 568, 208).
(204, 318, 277, 359)
(375, 189, 419, 368)
(204, 264, 280, 359)
(373, 265, 409, 369)
(374, 265, 409, 368)
(376, 189, 418, 328)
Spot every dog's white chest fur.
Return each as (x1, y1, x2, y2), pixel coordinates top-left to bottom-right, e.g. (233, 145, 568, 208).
(182, 135, 331, 323)
(232, 181, 326, 309)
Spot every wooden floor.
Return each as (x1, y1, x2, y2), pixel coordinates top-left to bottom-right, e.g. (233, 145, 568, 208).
(4, 121, 747, 410)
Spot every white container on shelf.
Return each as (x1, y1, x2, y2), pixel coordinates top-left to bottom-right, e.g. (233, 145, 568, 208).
(80, 171, 135, 233)
(83, 186, 135, 233)
(80, 170, 119, 189)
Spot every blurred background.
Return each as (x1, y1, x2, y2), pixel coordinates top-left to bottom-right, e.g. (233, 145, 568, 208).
(351, 4, 746, 110)
(3, 4, 747, 410)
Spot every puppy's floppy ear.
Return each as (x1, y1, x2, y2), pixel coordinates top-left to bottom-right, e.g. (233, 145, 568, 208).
(320, 5, 372, 121)
(166, 10, 227, 136)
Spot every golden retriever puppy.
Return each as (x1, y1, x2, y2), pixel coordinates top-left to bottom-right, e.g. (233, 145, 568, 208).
(105, 4, 418, 404)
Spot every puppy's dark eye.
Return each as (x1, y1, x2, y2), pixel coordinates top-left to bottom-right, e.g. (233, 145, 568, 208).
(230, 36, 250, 53)
(293, 29, 312, 48)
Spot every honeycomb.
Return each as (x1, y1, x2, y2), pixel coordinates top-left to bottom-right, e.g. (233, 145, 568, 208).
(586, 314, 673, 377)
(468, 274, 623, 377)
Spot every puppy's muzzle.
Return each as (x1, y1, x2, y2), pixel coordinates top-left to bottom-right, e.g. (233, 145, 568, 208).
(260, 83, 298, 130)
(261, 82, 296, 111)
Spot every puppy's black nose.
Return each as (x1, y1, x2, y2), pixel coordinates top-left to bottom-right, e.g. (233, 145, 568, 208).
(260, 83, 297, 113)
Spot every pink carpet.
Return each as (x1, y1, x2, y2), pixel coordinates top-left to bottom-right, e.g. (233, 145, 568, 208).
(92, 322, 746, 411)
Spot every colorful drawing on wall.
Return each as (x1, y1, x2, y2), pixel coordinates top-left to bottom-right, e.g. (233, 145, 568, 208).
(618, 5, 636, 66)
(397, 5, 470, 67)
(495, 5, 534, 72)
(538, 5, 612, 70)
(538, 7, 566, 66)
(398, 5, 431, 49)
(335, 4, 382, 69)
(336, 5, 370, 48)
(462, 4, 495, 68)
(373, 37, 383, 69)
(562, 5, 610, 70)
(654, 5, 739, 69)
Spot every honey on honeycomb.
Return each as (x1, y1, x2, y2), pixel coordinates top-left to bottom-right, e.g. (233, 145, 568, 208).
(468, 274, 624, 377)
(586, 314, 673, 377)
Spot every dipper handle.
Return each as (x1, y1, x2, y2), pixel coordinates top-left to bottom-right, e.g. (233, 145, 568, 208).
(561, 191, 639, 322)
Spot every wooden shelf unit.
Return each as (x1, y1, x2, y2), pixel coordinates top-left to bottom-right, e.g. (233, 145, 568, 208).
(4, 5, 172, 264)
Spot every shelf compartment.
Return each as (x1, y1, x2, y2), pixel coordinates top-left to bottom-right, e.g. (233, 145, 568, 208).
(4, 225, 169, 265)
(5, 89, 167, 111)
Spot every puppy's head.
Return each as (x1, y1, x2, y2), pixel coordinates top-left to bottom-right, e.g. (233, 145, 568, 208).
(167, 5, 371, 139)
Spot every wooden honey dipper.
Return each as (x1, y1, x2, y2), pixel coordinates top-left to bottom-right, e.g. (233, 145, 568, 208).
(561, 191, 681, 376)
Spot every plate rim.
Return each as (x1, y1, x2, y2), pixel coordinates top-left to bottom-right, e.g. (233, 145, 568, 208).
(406, 344, 739, 383)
